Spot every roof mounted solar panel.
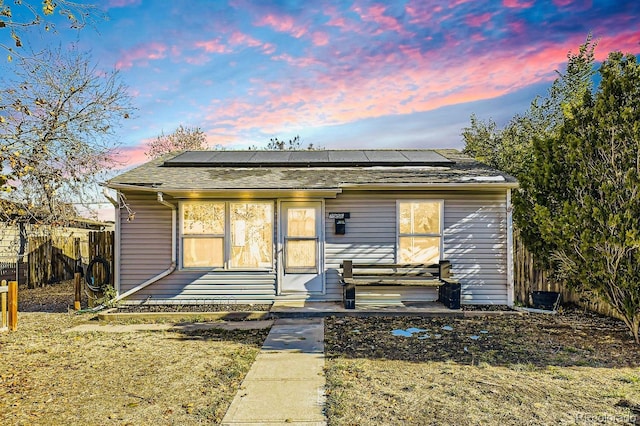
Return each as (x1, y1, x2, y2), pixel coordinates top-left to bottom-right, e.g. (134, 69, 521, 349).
(163, 149, 455, 167)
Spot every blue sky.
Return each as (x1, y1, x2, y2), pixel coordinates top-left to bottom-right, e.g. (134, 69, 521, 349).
(4, 0, 640, 168)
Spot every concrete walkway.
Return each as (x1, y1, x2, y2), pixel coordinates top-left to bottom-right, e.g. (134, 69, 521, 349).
(222, 318, 326, 425)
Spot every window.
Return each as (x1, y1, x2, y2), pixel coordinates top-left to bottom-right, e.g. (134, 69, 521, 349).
(397, 200, 442, 264)
(182, 202, 225, 268)
(181, 201, 273, 269)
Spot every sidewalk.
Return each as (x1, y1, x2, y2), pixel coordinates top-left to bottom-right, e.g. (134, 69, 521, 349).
(221, 318, 326, 425)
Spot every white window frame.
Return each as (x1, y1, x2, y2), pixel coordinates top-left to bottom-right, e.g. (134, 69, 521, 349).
(396, 199, 444, 264)
(179, 200, 274, 271)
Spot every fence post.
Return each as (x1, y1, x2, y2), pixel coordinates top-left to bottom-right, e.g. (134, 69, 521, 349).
(1, 279, 7, 330)
(8, 280, 17, 331)
(74, 272, 82, 311)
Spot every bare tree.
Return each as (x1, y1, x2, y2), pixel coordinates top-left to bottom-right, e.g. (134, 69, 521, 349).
(0, 46, 134, 225)
(145, 125, 208, 159)
(0, 1, 101, 60)
(249, 135, 320, 150)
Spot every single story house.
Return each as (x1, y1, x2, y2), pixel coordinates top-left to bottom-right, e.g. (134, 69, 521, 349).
(106, 149, 517, 306)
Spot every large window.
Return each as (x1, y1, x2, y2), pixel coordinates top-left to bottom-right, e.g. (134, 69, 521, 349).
(397, 200, 442, 264)
(181, 201, 273, 269)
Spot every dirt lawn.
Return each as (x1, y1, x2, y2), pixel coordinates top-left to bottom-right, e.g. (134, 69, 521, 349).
(1, 282, 269, 425)
(325, 310, 640, 425)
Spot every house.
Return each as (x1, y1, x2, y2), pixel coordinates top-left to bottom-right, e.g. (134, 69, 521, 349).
(106, 149, 517, 306)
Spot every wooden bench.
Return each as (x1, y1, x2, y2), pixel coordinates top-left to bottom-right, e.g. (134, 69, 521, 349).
(340, 260, 461, 309)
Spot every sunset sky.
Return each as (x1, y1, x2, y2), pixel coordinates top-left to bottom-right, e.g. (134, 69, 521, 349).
(5, 0, 640, 169)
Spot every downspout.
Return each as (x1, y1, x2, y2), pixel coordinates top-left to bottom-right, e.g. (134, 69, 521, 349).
(506, 188, 515, 307)
(91, 191, 176, 311)
(102, 189, 121, 294)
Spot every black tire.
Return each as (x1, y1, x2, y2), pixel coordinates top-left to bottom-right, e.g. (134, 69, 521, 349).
(86, 257, 111, 292)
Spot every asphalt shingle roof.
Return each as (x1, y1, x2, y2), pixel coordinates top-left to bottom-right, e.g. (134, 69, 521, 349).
(108, 149, 517, 192)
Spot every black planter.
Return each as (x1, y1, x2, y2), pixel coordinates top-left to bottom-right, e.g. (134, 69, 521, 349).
(531, 291, 561, 310)
(438, 282, 461, 310)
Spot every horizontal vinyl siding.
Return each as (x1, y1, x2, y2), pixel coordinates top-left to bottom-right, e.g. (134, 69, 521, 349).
(443, 196, 508, 304)
(324, 200, 396, 301)
(118, 193, 276, 304)
(324, 191, 509, 304)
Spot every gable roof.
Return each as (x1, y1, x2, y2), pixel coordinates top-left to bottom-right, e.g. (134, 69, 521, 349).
(107, 149, 517, 197)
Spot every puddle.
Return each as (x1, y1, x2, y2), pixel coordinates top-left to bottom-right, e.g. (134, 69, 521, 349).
(392, 329, 414, 337)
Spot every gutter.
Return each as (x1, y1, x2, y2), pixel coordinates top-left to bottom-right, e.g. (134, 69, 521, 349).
(340, 182, 519, 190)
(90, 191, 176, 311)
(106, 182, 343, 199)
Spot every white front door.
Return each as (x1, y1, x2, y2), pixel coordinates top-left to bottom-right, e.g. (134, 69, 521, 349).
(279, 201, 323, 294)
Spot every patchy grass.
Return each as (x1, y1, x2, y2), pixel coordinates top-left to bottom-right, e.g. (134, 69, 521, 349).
(325, 310, 640, 425)
(1, 282, 270, 425)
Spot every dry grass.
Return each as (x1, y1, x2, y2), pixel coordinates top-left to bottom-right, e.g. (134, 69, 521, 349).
(1, 282, 269, 425)
(325, 311, 640, 425)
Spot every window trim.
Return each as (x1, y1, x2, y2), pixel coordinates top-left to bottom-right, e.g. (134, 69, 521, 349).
(179, 200, 275, 271)
(396, 199, 444, 264)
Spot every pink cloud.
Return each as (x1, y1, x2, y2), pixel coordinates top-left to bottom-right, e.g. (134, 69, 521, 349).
(192, 31, 273, 59)
(447, 0, 474, 6)
(261, 43, 277, 55)
(229, 31, 263, 47)
(255, 14, 307, 38)
(326, 15, 349, 29)
(202, 32, 626, 137)
(194, 39, 230, 54)
(229, 31, 275, 54)
(466, 13, 492, 27)
(553, 0, 574, 6)
(593, 30, 640, 59)
(503, 0, 534, 8)
(203, 131, 243, 148)
(271, 53, 321, 68)
(116, 42, 168, 70)
(508, 20, 526, 35)
(311, 32, 329, 47)
(353, 4, 409, 36)
(111, 144, 150, 167)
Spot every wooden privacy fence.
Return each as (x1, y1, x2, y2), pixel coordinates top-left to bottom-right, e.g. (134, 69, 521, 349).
(26, 231, 114, 288)
(1, 280, 18, 332)
(513, 228, 620, 318)
(87, 231, 114, 290)
(28, 236, 80, 287)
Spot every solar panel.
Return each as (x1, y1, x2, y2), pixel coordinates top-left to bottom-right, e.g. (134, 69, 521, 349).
(163, 149, 454, 167)
(246, 151, 291, 163)
(328, 151, 369, 163)
(289, 151, 330, 162)
(401, 150, 451, 164)
(364, 150, 407, 162)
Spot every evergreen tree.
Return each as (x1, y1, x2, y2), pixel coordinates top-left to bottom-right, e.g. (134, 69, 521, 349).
(526, 52, 640, 342)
